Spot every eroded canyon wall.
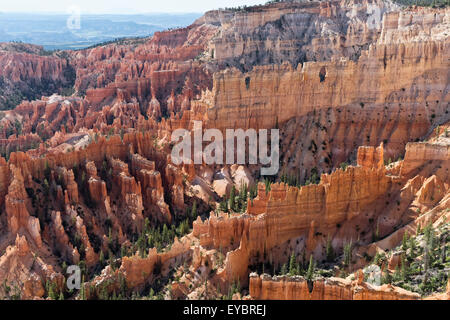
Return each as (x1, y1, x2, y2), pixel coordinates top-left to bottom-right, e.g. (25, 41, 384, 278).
(249, 273, 420, 300)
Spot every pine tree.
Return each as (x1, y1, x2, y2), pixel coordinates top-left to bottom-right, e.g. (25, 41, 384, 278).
(402, 231, 409, 251)
(48, 281, 57, 300)
(143, 217, 150, 234)
(423, 244, 430, 285)
(343, 240, 353, 267)
(400, 254, 409, 282)
(219, 198, 228, 213)
(79, 275, 86, 300)
(108, 227, 113, 246)
(280, 263, 287, 275)
(120, 128, 125, 142)
(306, 255, 315, 281)
(162, 224, 169, 244)
(382, 269, 392, 284)
(121, 244, 127, 258)
(149, 288, 155, 300)
(229, 185, 236, 211)
(191, 200, 197, 220)
(62, 261, 67, 274)
(109, 250, 115, 270)
(301, 250, 307, 271)
(408, 236, 416, 259)
(119, 273, 127, 297)
(264, 178, 271, 194)
(441, 240, 446, 264)
(393, 265, 401, 282)
(373, 252, 383, 266)
(289, 252, 297, 276)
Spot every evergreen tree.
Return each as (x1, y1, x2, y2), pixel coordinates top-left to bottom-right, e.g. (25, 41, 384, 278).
(191, 200, 197, 219)
(280, 263, 287, 275)
(229, 185, 236, 211)
(80, 275, 86, 300)
(289, 252, 297, 276)
(393, 265, 401, 282)
(408, 236, 416, 257)
(401, 254, 409, 281)
(48, 281, 57, 300)
(416, 223, 421, 236)
(219, 198, 228, 213)
(119, 273, 127, 297)
(62, 261, 67, 274)
(306, 255, 315, 281)
(343, 240, 353, 267)
(143, 217, 150, 234)
(382, 269, 392, 284)
(373, 252, 383, 266)
(264, 178, 271, 194)
(402, 231, 409, 251)
(149, 288, 155, 300)
(109, 250, 115, 270)
(440, 240, 446, 264)
(121, 244, 127, 258)
(375, 221, 380, 241)
(162, 224, 169, 244)
(423, 243, 430, 285)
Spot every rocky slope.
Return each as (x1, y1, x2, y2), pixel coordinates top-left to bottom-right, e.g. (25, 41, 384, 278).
(249, 272, 422, 300)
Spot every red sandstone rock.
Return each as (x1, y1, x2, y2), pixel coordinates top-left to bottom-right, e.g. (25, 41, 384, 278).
(249, 274, 420, 300)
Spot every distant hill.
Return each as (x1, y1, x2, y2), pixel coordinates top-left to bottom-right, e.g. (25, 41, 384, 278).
(0, 13, 202, 50)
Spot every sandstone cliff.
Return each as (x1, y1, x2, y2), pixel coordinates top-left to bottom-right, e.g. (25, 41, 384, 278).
(249, 273, 420, 300)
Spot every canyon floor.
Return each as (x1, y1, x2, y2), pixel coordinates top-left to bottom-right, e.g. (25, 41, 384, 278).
(0, 0, 448, 300)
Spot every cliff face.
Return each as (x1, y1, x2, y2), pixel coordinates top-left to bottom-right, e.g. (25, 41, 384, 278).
(0, 131, 190, 298)
(400, 141, 450, 177)
(191, 141, 449, 292)
(0, 235, 63, 299)
(5, 165, 42, 248)
(208, 3, 449, 121)
(203, 0, 396, 70)
(193, 144, 395, 287)
(0, 44, 74, 110)
(71, 24, 219, 120)
(249, 273, 420, 300)
(1, 2, 447, 175)
(209, 39, 448, 132)
(205, 5, 449, 175)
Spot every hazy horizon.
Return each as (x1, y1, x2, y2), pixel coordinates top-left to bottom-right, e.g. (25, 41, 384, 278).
(0, 12, 205, 50)
(0, 0, 268, 14)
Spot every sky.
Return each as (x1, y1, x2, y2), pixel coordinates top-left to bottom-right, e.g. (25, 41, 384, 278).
(0, 0, 268, 14)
